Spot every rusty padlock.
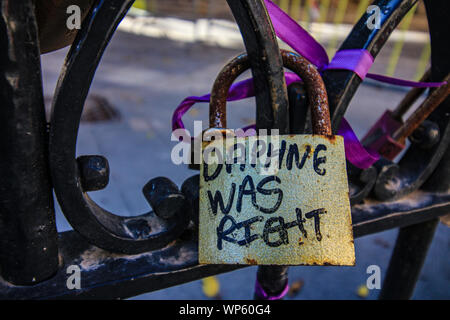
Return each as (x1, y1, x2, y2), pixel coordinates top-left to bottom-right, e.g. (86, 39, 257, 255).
(199, 50, 355, 266)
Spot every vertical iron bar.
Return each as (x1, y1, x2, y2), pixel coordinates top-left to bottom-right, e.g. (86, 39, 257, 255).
(378, 219, 439, 299)
(226, 0, 289, 134)
(0, 0, 59, 285)
(379, 0, 448, 300)
(226, 0, 290, 299)
(421, 0, 450, 193)
(255, 266, 289, 300)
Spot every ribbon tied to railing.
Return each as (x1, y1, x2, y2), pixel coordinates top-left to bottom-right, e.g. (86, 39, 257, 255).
(172, 0, 445, 170)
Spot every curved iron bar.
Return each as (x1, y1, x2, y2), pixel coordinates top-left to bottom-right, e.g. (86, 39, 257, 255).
(421, 2, 450, 194)
(372, 0, 450, 201)
(226, 0, 289, 134)
(226, 0, 291, 299)
(48, 0, 294, 256)
(49, 0, 190, 254)
(277, 0, 418, 203)
(320, 0, 450, 201)
(322, 0, 418, 203)
(323, 0, 418, 131)
(348, 164, 378, 205)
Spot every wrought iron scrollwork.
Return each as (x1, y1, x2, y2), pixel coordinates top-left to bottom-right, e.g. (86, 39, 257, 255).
(373, 113, 450, 201)
(48, 0, 190, 254)
(373, 0, 450, 201)
(321, 0, 450, 202)
(1, 0, 449, 299)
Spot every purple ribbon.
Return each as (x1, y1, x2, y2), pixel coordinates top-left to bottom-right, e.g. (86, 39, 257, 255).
(264, 0, 446, 87)
(172, 73, 299, 131)
(325, 49, 374, 80)
(172, 0, 446, 169)
(171, 78, 379, 169)
(254, 279, 289, 300)
(264, 0, 328, 70)
(338, 117, 380, 167)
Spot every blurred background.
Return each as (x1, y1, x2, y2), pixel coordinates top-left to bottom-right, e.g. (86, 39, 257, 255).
(131, 0, 431, 80)
(40, 0, 449, 299)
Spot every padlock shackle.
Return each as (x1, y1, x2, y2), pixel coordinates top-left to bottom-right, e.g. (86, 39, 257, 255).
(209, 50, 332, 135)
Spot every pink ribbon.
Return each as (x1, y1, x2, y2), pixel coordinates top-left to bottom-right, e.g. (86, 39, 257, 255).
(325, 49, 374, 80)
(254, 279, 289, 300)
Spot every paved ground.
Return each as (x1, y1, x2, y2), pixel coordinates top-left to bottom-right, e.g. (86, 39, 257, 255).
(40, 27, 449, 300)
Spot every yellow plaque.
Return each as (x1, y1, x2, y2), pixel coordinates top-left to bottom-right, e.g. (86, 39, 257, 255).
(199, 134, 355, 266)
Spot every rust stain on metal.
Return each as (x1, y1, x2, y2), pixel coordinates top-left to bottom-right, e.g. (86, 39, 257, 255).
(209, 54, 250, 128)
(324, 135, 337, 144)
(392, 73, 450, 143)
(208, 50, 331, 135)
(245, 257, 258, 265)
(280, 50, 331, 136)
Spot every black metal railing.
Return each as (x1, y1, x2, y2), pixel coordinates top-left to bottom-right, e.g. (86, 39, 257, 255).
(0, 0, 448, 299)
